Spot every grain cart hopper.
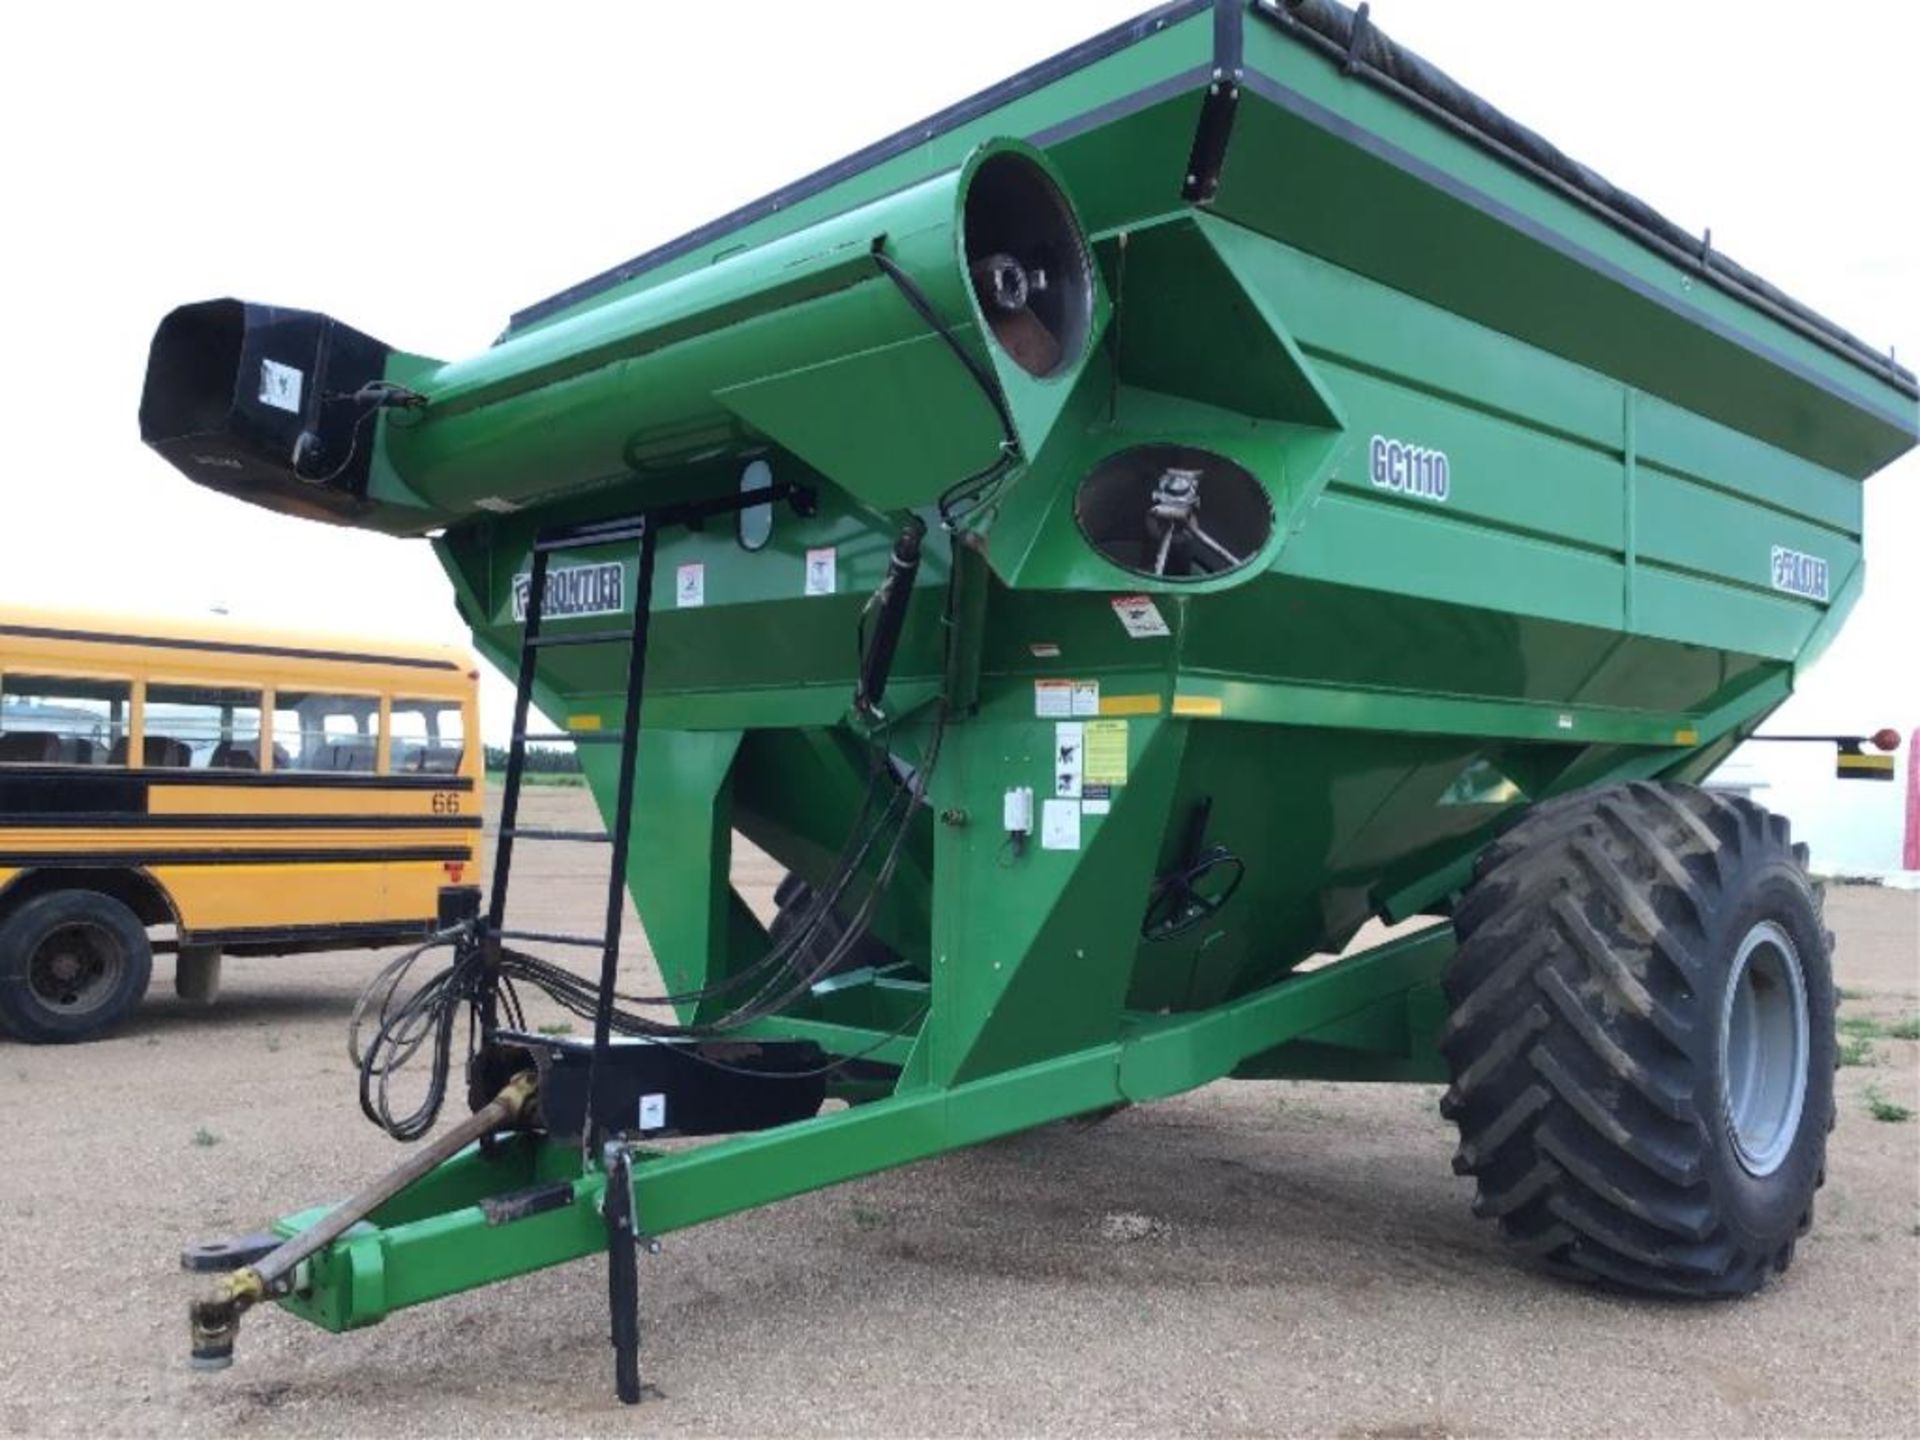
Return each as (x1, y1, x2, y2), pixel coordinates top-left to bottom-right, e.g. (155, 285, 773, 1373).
(141, 0, 1916, 1401)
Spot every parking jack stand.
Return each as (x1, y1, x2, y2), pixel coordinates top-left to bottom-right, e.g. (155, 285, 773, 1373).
(604, 1142, 644, 1405)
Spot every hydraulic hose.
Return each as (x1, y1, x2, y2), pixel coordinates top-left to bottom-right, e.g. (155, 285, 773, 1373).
(855, 517, 927, 720)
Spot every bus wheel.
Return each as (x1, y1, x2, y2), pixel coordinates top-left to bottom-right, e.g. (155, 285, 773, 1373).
(0, 891, 154, 1043)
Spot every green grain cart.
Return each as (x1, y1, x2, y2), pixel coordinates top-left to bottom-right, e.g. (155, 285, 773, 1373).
(141, 0, 1915, 1401)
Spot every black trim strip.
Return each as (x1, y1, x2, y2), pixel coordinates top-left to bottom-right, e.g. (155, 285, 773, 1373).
(1237, 74, 1918, 436)
(189, 918, 441, 948)
(1028, 66, 1212, 149)
(0, 622, 463, 672)
(506, 0, 1214, 333)
(1213, 0, 1244, 77)
(0, 813, 482, 831)
(0, 846, 471, 867)
(0, 765, 474, 792)
(1181, 76, 1240, 203)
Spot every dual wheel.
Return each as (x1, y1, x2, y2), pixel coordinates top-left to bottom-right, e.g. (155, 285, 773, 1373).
(1441, 781, 1834, 1297)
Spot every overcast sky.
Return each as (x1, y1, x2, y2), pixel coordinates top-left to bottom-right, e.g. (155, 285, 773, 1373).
(4, 2, 1913, 860)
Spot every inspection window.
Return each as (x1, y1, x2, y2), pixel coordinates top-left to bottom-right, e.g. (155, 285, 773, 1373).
(0, 674, 131, 765)
(389, 698, 467, 776)
(143, 683, 263, 769)
(273, 692, 381, 774)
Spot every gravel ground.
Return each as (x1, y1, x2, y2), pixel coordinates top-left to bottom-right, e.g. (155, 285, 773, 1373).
(1, 787, 1915, 1438)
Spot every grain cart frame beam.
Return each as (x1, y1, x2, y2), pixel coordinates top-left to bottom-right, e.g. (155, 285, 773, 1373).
(273, 921, 1452, 1331)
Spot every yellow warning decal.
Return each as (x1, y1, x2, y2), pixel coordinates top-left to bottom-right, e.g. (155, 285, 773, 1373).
(567, 714, 603, 731)
(1084, 720, 1129, 786)
(1098, 694, 1162, 717)
(1172, 695, 1224, 718)
(1836, 752, 1894, 778)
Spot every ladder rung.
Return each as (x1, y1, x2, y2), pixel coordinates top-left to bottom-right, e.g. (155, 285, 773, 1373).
(514, 731, 626, 745)
(498, 928, 608, 950)
(527, 628, 631, 649)
(499, 827, 611, 844)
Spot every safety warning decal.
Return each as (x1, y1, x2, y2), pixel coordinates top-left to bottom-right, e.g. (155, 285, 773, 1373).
(1111, 595, 1170, 638)
(258, 358, 304, 414)
(1084, 720, 1128, 787)
(1041, 798, 1081, 850)
(676, 563, 705, 608)
(1055, 722, 1083, 799)
(1035, 679, 1100, 718)
(804, 547, 837, 596)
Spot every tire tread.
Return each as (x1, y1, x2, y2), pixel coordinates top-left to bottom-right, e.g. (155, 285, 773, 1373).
(1441, 780, 1829, 1298)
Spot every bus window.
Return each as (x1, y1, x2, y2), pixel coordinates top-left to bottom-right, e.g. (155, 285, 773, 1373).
(389, 699, 467, 775)
(274, 692, 380, 773)
(145, 684, 263, 769)
(0, 674, 131, 765)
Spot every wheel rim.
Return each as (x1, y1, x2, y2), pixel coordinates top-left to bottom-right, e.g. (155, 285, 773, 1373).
(1719, 919, 1810, 1178)
(27, 921, 126, 1016)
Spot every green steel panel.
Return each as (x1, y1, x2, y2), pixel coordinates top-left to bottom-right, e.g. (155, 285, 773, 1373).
(1281, 490, 1628, 632)
(1633, 470, 1860, 608)
(1315, 361, 1624, 554)
(1203, 216, 1630, 455)
(1228, 20, 1914, 473)
(1632, 567, 1832, 664)
(1634, 394, 1862, 534)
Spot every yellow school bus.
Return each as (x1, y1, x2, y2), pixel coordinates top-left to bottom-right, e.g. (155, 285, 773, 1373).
(0, 603, 483, 1042)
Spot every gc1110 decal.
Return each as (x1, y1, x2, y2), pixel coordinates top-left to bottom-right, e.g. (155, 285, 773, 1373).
(1369, 434, 1451, 503)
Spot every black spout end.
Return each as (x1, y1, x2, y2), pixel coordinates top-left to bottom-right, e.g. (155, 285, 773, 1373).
(140, 299, 397, 527)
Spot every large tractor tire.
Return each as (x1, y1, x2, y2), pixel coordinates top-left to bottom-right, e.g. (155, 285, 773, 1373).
(0, 889, 154, 1043)
(1440, 781, 1834, 1296)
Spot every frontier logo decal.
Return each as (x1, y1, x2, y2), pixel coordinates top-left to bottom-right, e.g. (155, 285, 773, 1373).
(511, 562, 626, 623)
(1368, 434, 1451, 503)
(1769, 545, 1830, 603)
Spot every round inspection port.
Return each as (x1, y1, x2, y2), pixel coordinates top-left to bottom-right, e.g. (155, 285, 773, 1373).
(1073, 444, 1273, 581)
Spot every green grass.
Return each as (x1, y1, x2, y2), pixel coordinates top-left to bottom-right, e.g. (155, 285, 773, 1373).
(191, 1127, 221, 1148)
(1864, 1087, 1914, 1124)
(485, 771, 585, 788)
(537, 1021, 575, 1036)
(1838, 1034, 1878, 1068)
(1887, 1014, 1920, 1042)
(1838, 1014, 1885, 1038)
(1836, 986, 1868, 1002)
